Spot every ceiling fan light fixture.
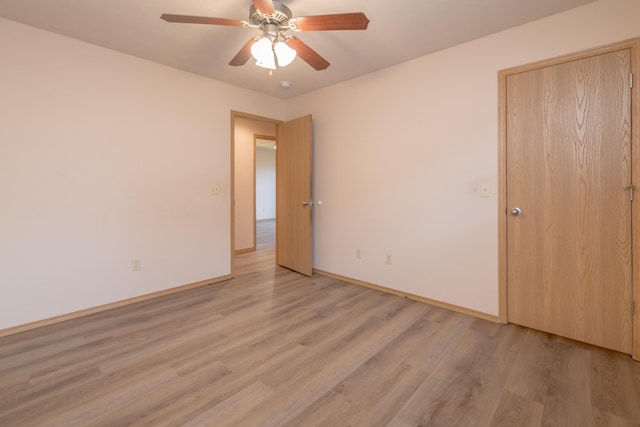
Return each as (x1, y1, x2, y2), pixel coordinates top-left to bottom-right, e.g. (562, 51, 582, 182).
(274, 41, 296, 67)
(251, 34, 296, 70)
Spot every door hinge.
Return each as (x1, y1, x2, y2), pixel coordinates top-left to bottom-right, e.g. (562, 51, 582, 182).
(631, 73, 634, 89)
(625, 185, 635, 201)
(633, 300, 635, 315)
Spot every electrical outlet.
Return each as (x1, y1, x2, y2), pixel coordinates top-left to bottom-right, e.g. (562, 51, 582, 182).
(131, 259, 141, 272)
(356, 248, 362, 259)
(386, 254, 392, 265)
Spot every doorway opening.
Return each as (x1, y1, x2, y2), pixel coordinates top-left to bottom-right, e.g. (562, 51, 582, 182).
(231, 111, 281, 274)
(231, 111, 314, 277)
(256, 136, 277, 224)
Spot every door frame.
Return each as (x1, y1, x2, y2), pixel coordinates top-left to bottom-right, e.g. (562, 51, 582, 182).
(254, 134, 277, 247)
(497, 38, 640, 359)
(230, 111, 282, 276)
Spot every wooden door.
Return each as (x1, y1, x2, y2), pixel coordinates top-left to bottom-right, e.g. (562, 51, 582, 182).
(506, 49, 633, 353)
(276, 115, 313, 276)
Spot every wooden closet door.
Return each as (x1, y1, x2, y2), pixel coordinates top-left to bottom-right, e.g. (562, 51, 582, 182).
(506, 49, 633, 353)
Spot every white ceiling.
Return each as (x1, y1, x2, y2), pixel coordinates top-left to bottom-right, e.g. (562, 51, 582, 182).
(0, 0, 599, 99)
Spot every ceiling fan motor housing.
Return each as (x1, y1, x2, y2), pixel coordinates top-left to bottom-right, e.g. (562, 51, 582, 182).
(261, 23, 279, 41)
(249, 1, 292, 27)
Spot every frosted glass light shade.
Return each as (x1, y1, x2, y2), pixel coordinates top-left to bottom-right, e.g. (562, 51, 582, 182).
(255, 52, 276, 69)
(274, 41, 296, 67)
(251, 38, 276, 69)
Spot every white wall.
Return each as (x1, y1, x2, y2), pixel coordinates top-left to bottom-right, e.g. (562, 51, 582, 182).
(286, 0, 640, 317)
(256, 148, 276, 220)
(0, 18, 285, 330)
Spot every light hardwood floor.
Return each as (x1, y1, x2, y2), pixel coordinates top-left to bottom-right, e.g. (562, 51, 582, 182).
(1, 220, 639, 426)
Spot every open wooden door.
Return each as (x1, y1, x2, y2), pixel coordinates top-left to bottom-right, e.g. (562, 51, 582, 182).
(276, 115, 313, 276)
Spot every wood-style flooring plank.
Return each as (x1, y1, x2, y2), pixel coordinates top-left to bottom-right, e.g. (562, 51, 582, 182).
(591, 349, 640, 422)
(489, 389, 544, 427)
(1, 219, 639, 426)
(540, 341, 592, 426)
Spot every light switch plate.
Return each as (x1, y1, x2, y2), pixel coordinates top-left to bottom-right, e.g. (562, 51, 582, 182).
(480, 183, 491, 198)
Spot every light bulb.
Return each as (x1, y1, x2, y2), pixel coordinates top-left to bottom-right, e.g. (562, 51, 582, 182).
(274, 41, 297, 67)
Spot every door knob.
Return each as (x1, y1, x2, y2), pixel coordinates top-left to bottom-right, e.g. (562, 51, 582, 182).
(511, 207, 522, 216)
(301, 201, 314, 206)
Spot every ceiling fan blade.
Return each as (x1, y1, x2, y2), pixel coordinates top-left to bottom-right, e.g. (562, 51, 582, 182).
(253, 0, 275, 15)
(229, 38, 257, 67)
(161, 14, 244, 27)
(291, 13, 369, 31)
(286, 37, 330, 70)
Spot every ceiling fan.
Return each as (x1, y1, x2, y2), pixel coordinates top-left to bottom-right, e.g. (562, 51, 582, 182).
(161, 0, 369, 71)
